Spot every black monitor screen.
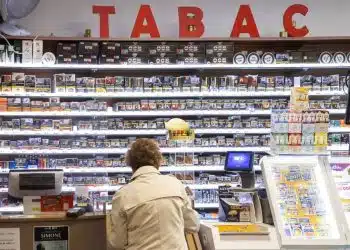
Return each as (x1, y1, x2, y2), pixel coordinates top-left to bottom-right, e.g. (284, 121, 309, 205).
(19, 173, 55, 190)
(225, 152, 254, 172)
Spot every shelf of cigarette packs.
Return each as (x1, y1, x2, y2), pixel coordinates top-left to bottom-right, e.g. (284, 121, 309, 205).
(0, 73, 348, 98)
(0, 115, 348, 136)
(0, 94, 346, 117)
(0, 132, 347, 155)
(0, 148, 266, 172)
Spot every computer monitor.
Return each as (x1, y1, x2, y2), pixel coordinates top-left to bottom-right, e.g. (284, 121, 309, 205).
(225, 151, 254, 172)
(8, 169, 64, 198)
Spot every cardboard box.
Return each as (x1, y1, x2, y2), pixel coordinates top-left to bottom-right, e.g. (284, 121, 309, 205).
(57, 42, 77, 55)
(78, 54, 98, 64)
(78, 41, 99, 55)
(121, 42, 148, 55)
(33, 40, 43, 64)
(57, 54, 78, 64)
(99, 54, 121, 64)
(0, 44, 6, 63)
(149, 54, 176, 64)
(100, 42, 121, 56)
(206, 42, 234, 54)
(148, 42, 177, 55)
(6, 45, 15, 63)
(177, 42, 205, 55)
(22, 40, 33, 64)
(206, 52, 233, 64)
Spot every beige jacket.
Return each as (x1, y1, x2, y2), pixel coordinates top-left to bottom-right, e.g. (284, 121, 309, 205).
(107, 166, 200, 250)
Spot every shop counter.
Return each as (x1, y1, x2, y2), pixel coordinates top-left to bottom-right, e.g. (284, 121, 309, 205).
(0, 212, 106, 250)
(199, 222, 280, 250)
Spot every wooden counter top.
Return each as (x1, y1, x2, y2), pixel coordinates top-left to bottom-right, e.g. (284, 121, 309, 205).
(0, 212, 106, 223)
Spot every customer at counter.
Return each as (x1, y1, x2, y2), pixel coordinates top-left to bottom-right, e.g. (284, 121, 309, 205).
(107, 138, 200, 250)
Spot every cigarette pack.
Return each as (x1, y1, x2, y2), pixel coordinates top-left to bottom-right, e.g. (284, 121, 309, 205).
(96, 78, 106, 92)
(35, 78, 51, 93)
(65, 74, 76, 93)
(54, 74, 66, 92)
(1, 75, 11, 92)
(11, 72, 25, 92)
(24, 75, 36, 92)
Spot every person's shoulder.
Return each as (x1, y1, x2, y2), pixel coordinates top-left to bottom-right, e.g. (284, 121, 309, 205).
(161, 174, 183, 184)
(112, 184, 131, 202)
(159, 174, 187, 192)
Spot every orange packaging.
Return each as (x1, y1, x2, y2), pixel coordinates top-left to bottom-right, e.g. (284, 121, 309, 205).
(41, 194, 74, 212)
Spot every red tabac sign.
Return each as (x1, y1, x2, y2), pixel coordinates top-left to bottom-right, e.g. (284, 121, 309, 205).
(18, 0, 348, 38)
(92, 4, 309, 38)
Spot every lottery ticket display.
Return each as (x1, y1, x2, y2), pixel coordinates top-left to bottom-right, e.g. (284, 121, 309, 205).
(262, 155, 347, 248)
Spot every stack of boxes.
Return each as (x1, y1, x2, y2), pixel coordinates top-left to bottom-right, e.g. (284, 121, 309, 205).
(176, 42, 205, 64)
(100, 42, 120, 64)
(57, 42, 77, 64)
(206, 42, 234, 64)
(148, 42, 177, 64)
(78, 41, 99, 64)
(121, 42, 148, 64)
(22, 40, 43, 64)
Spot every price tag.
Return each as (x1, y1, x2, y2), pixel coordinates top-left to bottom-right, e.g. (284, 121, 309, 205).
(215, 224, 269, 234)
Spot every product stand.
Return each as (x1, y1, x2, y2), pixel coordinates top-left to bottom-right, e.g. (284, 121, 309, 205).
(261, 155, 349, 249)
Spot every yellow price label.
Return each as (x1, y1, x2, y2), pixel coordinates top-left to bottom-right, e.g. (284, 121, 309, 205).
(215, 224, 268, 234)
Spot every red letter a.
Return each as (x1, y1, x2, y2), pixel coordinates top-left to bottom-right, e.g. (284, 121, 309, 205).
(131, 5, 160, 38)
(230, 5, 259, 37)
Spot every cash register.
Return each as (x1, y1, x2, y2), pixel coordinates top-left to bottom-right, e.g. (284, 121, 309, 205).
(8, 169, 64, 199)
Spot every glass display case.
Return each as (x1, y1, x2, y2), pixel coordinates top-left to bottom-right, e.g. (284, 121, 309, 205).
(261, 155, 348, 249)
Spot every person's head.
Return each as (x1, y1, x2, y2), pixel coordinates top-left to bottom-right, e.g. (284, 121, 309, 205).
(126, 138, 163, 172)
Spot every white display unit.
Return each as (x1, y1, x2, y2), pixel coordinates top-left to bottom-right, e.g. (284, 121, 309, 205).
(0, 60, 348, 215)
(261, 155, 349, 249)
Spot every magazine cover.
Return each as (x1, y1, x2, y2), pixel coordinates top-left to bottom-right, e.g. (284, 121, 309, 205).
(34, 226, 69, 250)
